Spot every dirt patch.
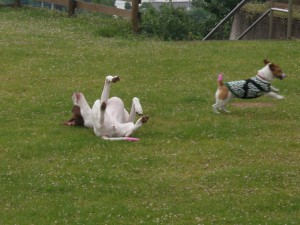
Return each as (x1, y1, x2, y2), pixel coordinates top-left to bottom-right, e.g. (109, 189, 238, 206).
(231, 102, 275, 108)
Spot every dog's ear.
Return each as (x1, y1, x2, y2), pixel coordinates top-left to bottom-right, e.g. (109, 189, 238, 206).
(72, 105, 81, 116)
(263, 59, 270, 65)
(63, 119, 76, 126)
(268, 63, 276, 71)
(63, 105, 84, 126)
(74, 116, 84, 126)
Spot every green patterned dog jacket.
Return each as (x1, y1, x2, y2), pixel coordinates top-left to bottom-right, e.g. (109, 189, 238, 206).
(225, 77, 271, 99)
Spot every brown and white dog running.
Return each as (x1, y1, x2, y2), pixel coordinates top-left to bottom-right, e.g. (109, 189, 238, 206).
(213, 59, 286, 114)
(64, 76, 148, 138)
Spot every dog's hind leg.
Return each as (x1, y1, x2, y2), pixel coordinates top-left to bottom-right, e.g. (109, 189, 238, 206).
(220, 106, 231, 113)
(127, 97, 143, 122)
(213, 86, 234, 114)
(213, 91, 221, 114)
(213, 74, 233, 114)
(213, 97, 232, 114)
(100, 101, 107, 125)
(212, 102, 221, 114)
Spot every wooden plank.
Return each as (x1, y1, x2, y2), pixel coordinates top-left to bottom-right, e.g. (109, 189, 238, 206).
(267, 0, 300, 5)
(267, 0, 300, 9)
(75, 0, 131, 19)
(38, 0, 69, 7)
(0, 3, 15, 7)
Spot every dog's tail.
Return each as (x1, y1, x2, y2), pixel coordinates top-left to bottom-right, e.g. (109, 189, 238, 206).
(217, 73, 224, 88)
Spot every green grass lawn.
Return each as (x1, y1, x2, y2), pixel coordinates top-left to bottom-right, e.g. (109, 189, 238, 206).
(0, 7, 299, 224)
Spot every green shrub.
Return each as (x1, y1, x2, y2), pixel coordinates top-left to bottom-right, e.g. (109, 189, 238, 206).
(125, 1, 131, 10)
(188, 7, 216, 39)
(159, 5, 191, 41)
(140, 4, 215, 40)
(93, 16, 133, 38)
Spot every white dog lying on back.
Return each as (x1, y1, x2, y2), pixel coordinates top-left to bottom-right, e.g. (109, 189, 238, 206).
(64, 76, 148, 138)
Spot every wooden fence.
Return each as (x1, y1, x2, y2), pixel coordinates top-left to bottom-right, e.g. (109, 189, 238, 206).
(9, 0, 141, 32)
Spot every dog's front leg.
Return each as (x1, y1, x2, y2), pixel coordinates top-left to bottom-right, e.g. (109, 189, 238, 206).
(125, 116, 149, 137)
(91, 100, 110, 137)
(270, 86, 280, 93)
(99, 101, 107, 125)
(100, 75, 120, 104)
(265, 91, 284, 99)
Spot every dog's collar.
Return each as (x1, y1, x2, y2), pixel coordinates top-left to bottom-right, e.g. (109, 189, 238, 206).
(256, 74, 271, 83)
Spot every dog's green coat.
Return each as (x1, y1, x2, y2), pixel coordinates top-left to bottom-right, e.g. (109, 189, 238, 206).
(225, 77, 271, 99)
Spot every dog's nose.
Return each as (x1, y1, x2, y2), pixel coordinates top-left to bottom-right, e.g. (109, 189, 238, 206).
(280, 74, 287, 80)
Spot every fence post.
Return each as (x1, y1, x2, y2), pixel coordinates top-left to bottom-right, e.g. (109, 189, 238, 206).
(268, 0, 274, 39)
(131, 0, 140, 33)
(287, 0, 293, 39)
(15, 0, 21, 7)
(68, 0, 76, 17)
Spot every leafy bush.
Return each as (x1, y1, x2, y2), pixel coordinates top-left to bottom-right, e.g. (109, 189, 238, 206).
(158, 5, 191, 41)
(91, 15, 133, 38)
(192, 0, 242, 19)
(140, 0, 266, 40)
(192, 0, 264, 19)
(140, 4, 215, 40)
(188, 7, 216, 39)
(125, 1, 131, 10)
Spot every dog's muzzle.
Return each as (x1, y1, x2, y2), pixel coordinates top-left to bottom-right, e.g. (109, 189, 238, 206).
(279, 74, 287, 80)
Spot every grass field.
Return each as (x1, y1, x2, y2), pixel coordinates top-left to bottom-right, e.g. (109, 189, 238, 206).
(1, 7, 300, 224)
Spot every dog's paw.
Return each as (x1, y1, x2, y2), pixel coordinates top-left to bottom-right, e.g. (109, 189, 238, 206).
(112, 76, 120, 83)
(141, 116, 149, 123)
(213, 106, 221, 114)
(133, 97, 143, 115)
(72, 92, 82, 105)
(106, 75, 120, 83)
(276, 95, 285, 100)
(221, 108, 231, 113)
(63, 120, 76, 126)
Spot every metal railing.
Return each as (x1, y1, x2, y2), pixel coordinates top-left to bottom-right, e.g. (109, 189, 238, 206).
(237, 0, 293, 40)
(203, 0, 294, 41)
(202, 0, 250, 41)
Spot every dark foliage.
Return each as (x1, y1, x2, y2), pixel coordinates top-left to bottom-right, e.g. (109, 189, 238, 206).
(140, 4, 215, 40)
